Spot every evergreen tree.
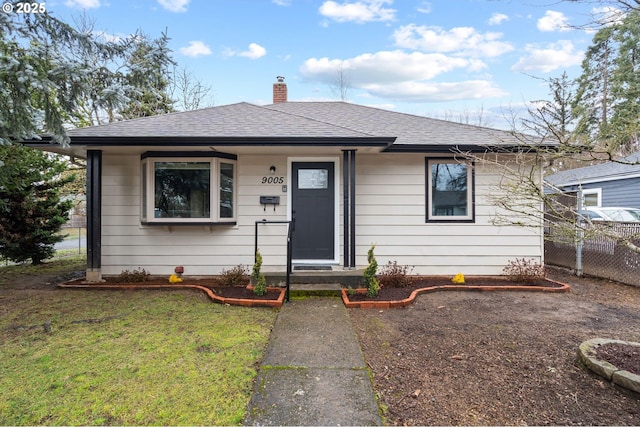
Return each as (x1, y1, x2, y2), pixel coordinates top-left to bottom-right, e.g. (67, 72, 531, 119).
(0, 9, 119, 145)
(609, 10, 640, 149)
(573, 26, 616, 143)
(0, 7, 175, 145)
(573, 10, 640, 151)
(119, 31, 175, 119)
(0, 144, 74, 264)
(524, 72, 578, 145)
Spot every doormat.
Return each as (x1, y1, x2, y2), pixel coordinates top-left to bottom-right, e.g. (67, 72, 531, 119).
(294, 266, 332, 271)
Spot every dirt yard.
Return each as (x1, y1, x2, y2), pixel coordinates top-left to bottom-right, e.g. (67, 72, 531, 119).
(350, 268, 640, 426)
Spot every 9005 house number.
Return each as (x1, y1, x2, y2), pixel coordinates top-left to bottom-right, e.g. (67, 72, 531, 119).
(261, 176, 284, 184)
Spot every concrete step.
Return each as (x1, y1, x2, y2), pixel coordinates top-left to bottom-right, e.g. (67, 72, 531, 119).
(263, 268, 364, 288)
(288, 282, 344, 297)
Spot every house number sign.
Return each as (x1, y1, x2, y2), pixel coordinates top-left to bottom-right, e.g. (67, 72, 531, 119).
(261, 176, 285, 184)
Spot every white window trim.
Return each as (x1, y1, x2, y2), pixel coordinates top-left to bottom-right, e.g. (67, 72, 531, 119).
(426, 158, 474, 222)
(581, 188, 602, 207)
(140, 156, 237, 224)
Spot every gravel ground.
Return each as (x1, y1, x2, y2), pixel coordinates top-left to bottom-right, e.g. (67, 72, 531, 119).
(350, 268, 640, 426)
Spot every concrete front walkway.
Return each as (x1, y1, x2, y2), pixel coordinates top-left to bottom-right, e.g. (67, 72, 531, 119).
(244, 297, 382, 426)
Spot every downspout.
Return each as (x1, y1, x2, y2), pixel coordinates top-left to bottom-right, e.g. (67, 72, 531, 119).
(86, 150, 103, 282)
(342, 150, 357, 269)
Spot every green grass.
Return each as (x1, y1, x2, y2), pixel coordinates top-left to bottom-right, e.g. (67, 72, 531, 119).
(0, 259, 278, 425)
(57, 227, 87, 240)
(0, 253, 86, 285)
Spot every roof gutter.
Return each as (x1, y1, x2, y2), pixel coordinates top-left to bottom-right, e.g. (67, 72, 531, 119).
(382, 143, 559, 153)
(28, 135, 396, 147)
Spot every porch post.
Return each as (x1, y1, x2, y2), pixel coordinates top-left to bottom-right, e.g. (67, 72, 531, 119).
(342, 150, 357, 269)
(86, 150, 102, 282)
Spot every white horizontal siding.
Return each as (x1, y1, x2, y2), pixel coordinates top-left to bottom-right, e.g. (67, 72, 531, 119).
(99, 152, 543, 276)
(100, 153, 292, 276)
(353, 154, 543, 275)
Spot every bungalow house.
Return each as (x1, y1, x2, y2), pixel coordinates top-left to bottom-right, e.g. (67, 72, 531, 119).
(545, 151, 640, 209)
(29, 79, 548, 281)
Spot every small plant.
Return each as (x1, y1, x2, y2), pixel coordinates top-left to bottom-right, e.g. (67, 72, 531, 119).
(252, 250, 267, 296)
(220, 265, 250, 287)
(363, 244, 380, 297)
(113, 268, 150, 283)
(347, 286, 356, 297)
(502, 258, 545, 283)
(451, 272, 465, 284)
(378, 261, 414, 288)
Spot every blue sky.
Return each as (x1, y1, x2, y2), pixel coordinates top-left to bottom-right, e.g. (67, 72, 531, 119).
(47, 0, 614, 128)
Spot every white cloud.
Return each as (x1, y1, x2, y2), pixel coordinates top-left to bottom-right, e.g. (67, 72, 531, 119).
(225, 43, 267, 59)
(93, 31, 122, 43)
(488, 13, 509, 26)
(272, 0, 291, 5)
(179, 41, 212, 57)
(364, 80, 507, 102)
(512, 40, 583, 73)
(301, 50, 505, 102)
(301, 50, 479, 85)
(417, 2, 431, 14)
(319, 0, 396, 23)
(65, 0, 100, 9)
(239, 43, 267, 59)
(590, 6, 626, 27)
(393, 24, 513, 58)
(537, 10, 571, 32)
(158, 0, 190, 13)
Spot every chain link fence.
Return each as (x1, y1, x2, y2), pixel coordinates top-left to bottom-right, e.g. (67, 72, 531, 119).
(544, 192, 640, 287)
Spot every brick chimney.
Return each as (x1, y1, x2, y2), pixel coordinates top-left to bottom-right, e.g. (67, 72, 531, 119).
(273, 76, 287, 103)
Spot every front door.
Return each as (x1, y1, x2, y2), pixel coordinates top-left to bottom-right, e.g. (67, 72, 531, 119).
(291, 162, 335, 261)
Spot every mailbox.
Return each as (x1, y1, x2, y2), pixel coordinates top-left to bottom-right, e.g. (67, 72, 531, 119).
(260, 196, 280, 211)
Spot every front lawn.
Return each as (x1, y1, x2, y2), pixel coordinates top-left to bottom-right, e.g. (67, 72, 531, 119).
(0, 270, 277, 425)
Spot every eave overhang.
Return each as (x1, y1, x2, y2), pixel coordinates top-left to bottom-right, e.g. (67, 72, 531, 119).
(29, 135, 396, 147)
(382, 143, 559, 153)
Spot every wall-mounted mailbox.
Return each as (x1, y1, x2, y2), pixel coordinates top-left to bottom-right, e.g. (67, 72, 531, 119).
(260, 196, 280, 211)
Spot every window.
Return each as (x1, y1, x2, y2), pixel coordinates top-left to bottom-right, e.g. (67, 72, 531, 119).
(141, 152, 237, 224)
(426, 158, 474, 222)
(581, 188, 601, 207)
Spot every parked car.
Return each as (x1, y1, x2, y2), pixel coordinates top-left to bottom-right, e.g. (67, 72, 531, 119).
(582, 207, 640, 222)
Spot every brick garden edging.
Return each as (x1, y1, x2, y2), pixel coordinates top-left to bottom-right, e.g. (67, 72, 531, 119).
(342, 278, 571, 309)
(58, 281, 286, 308)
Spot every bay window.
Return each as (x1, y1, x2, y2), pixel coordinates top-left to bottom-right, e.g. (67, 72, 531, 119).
(141, 152, 236, 224)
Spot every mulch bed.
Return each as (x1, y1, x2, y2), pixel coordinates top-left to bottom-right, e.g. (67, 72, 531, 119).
(596, 343, 640, 376)
(347, 276, 564, 302)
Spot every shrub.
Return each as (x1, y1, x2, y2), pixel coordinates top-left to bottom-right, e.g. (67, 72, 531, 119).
(363, 244, 380, 297)
(252, 250, 267, 296)
(220, 265, 249, 287)
(502, 258, 545, 283)
(378, 261, 414, 288)
(113, 268, 150, 283)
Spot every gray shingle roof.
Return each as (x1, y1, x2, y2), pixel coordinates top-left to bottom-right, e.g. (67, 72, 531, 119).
(65, 101, 532, 149)
(264, 102, 525, 148)
(67, 102, 371, 139)
(545, 151, 640, 186)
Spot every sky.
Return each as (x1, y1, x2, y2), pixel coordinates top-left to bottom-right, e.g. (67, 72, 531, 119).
(44, 0, 615, 129)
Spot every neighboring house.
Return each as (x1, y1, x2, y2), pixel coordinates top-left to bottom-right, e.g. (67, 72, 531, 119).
(545, 151, 640, 208)
(28, 79, 549, 281)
